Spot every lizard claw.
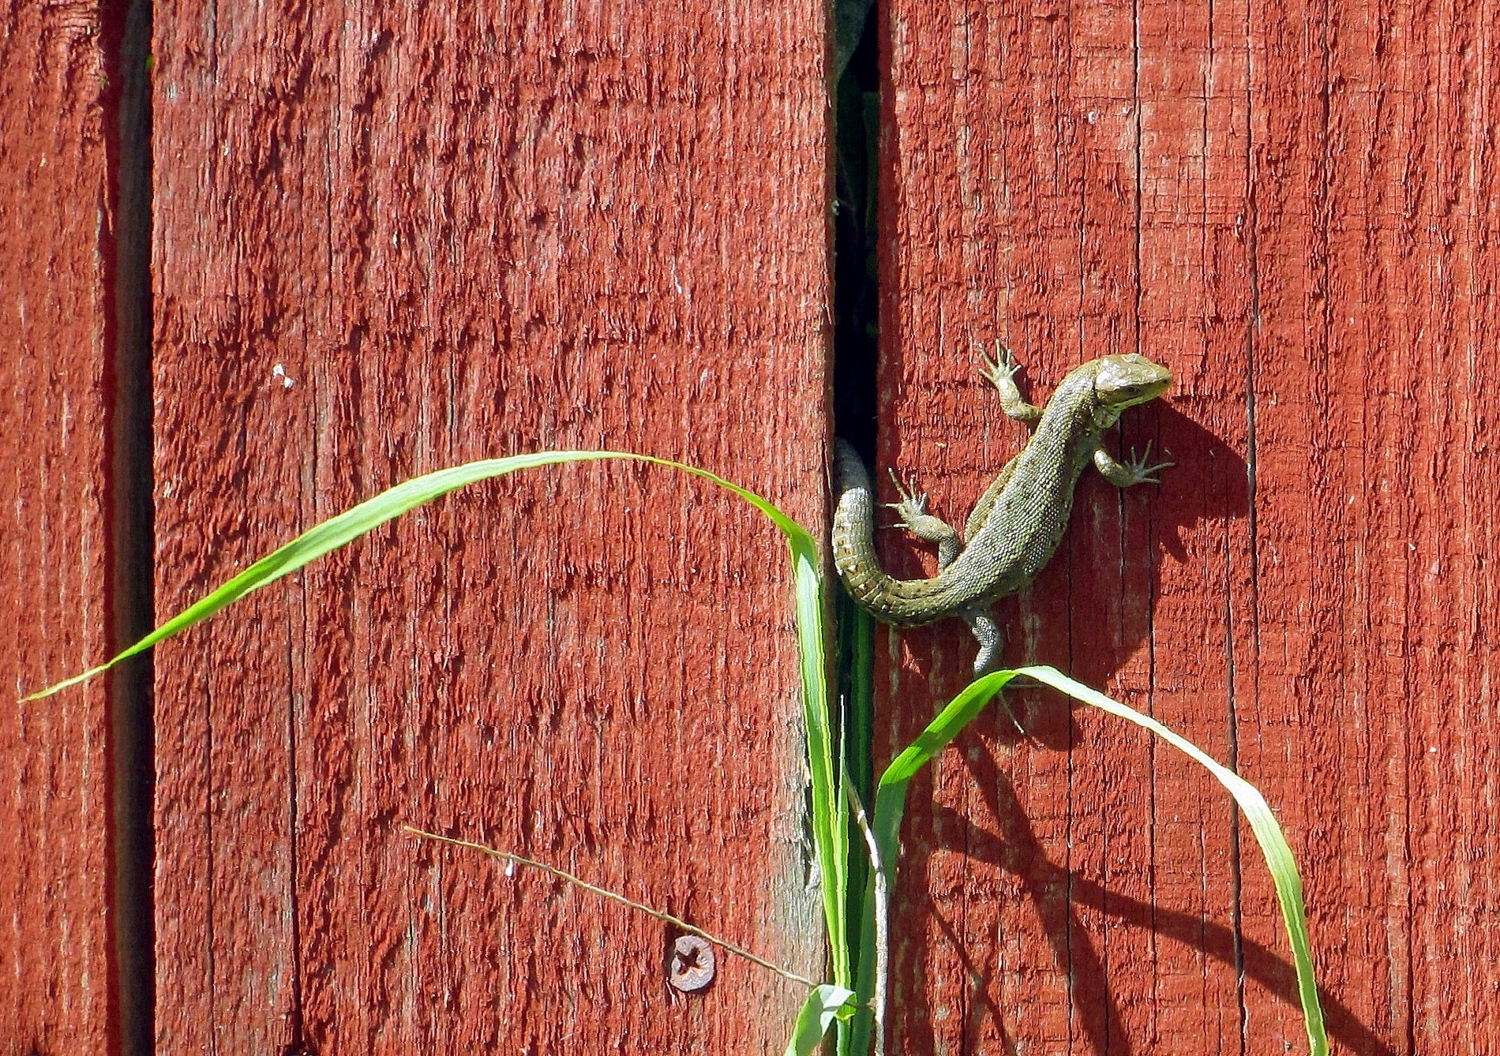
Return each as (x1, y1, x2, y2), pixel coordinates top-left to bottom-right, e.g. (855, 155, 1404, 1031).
(977, 339, 1022, 391)
(1121, 441, 1174, 485)
(884, 468, 931, 527)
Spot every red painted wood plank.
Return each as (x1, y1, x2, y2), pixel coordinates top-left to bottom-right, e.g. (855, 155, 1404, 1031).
(1240, 0, 1500, 1050)
(877, 0, 1500, 1053)
(0, 4, 115, 1053)
(149, 2, 829, 1052)
(1133, 0, 1254, 1044)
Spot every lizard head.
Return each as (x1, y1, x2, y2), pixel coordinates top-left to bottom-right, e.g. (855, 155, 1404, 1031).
(1093, 354, 1172, 412)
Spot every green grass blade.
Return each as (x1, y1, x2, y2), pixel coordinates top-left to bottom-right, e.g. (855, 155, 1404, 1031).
(847, 670, 1017, 1053)
(20, 448, 849, 990)
(836, 600, 875, 1013)
(870, 669, 1018, 877)
(786, 518, 849, 993)
(25, 452, 614, 699)
(850, 664, 1325, 1056)
(783, 984, 857, 1056)
(1015, 664, 1327, 1056)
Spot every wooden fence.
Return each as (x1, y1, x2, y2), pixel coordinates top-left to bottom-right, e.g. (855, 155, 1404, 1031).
(3, 0, 1496, 1053)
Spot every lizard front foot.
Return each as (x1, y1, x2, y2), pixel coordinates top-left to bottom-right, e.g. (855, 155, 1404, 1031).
(1117, 441, 1175, 486)
(977, 339, 1022, 392)
(978, 340, 1044, 426)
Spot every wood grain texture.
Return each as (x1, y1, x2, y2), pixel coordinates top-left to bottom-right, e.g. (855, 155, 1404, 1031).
(876, 0, 1498, 1053)
(149, 2, 830, 1053)
(0, 3, 114, 1053)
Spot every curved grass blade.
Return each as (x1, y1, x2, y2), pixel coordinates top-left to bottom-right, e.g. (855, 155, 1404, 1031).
(1015, 664, 1327, 1056)
(783, 983, 857, 1056)
(24, 452, 614, 699)
(849, 665, 1326, 1056)
(21, 449, 847, 990)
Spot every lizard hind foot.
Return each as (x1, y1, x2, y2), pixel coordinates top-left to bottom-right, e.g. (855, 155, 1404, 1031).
(883, 467, 930, 523)
(884, 468, 961, 567)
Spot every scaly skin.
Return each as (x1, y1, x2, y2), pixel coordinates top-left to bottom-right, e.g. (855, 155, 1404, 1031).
(832, 347, 1173, 674)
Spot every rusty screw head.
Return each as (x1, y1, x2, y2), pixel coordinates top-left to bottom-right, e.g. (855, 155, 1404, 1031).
(668, 934, 715, 992)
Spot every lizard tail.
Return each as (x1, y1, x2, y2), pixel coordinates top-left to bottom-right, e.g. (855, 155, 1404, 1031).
(831, 439, 950, 627)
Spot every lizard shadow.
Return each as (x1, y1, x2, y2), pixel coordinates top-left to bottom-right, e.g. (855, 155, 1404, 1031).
(1147, 401, 1252, 565)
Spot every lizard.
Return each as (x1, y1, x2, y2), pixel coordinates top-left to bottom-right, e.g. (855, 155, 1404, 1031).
(832, 344, 1173, 676)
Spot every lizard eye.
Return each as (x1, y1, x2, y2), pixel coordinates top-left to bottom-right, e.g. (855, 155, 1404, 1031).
(1121, 385, 1141, 397)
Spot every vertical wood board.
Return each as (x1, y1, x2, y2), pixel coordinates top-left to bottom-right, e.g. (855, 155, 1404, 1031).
(0, 3, 115, 1053)
(149, 3, 831, 1053)
(874, 0, 1499, 1052)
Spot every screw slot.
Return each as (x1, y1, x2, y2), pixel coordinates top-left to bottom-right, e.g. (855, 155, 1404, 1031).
(668, 934, 716, 992)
